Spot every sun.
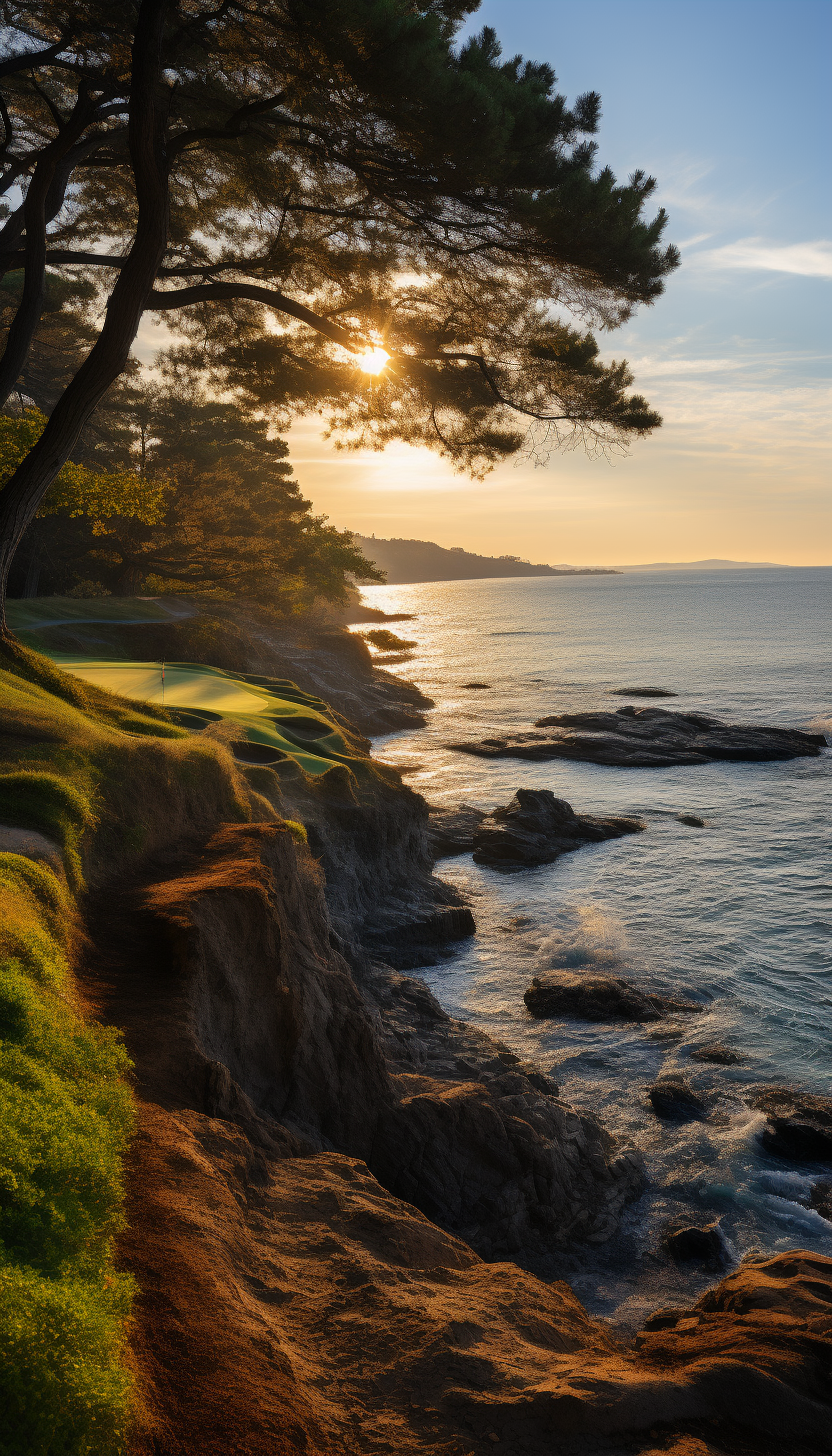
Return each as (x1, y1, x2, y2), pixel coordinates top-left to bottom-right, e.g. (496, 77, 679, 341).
(357, 345, 390, 375)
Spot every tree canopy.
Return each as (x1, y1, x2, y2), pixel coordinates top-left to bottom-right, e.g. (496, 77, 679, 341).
(0, 0, 678, 623)
(0, 408, 166, 527)
(11, 387, 383, 606)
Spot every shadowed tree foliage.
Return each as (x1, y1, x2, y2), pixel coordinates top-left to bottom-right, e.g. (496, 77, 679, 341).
(0, 0, 678, 626)
(11, 387, 383, 607)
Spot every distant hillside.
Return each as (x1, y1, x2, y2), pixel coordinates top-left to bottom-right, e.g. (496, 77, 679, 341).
(613, 559, 789, 571)
(354, 536, 618, 584)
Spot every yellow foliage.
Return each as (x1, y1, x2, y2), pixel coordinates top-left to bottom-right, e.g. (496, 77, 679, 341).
(0, 411, 168, 529)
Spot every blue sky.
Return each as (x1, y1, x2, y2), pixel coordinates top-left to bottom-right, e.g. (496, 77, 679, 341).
(142, 1, 832, 563)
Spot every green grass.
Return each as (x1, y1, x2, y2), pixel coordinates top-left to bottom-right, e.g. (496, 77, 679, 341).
(0, 854, 134, 1456)
(5, 595, 187, 632)
(0, 772, 96, 891)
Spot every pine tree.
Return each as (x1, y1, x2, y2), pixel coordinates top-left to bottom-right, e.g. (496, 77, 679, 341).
(0, 0, 678, 628)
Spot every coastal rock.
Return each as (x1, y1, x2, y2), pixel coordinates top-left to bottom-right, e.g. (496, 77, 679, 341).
(371, 1074, 647, 1256)
(471, 787, 643, 867)
(131, 820, 644, 1265)
(649, 1075, 709, 1120)
(754, 1087, 832, 1161)
(524, 973, 701, 1023)
(612, 686, 678, 697)
(677, 812, 706, 827)
(450, 705, 827, 767)
(662, 1218, 727, 1263)
(810, 1180, 832, 1222)
(691, 1041, 743, 1065)
(428, 803, 487, 857)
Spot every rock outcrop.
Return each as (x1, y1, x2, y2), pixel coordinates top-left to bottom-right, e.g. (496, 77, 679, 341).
(691, 1041, 743, 1065)
(649, 1075, 709, 1121)
(116, 820, 645, 1264)
(125, 1100, 832, 1456)
(662, 1218, 727, 1263)
(428, 803, 487, 857)
(754, 1087, 832, 1161)
(451, 705, 827, 767)
(471, 787, 643, 867)
(525, 973, 702, 1023)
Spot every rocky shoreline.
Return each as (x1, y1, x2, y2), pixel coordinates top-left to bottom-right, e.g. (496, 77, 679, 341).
(451, 704, 827, 767)
(11, 602, 831, 1455)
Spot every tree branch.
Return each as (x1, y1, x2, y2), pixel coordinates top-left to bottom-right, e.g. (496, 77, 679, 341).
(147, 282, 357, 349)
(0, 43, 65, 81)
(0, 0, 172, 628)
(166, 92, 286, 158)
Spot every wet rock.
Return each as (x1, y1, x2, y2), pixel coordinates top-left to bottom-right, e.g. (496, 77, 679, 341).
(366, 904, 476, 969)
(754, 1087, 832, 1161)
(371, 1075, 647, 1256)
(461, 681, 491, 689)
(690, 1042, 743, 1065)
(428, 803, 487, 858)
(524, 974, 701, 1023)
(612, 686, 678, 697)
(677, 813, 706, 827)
(648, 1075, 709, 1120)
(472, 787, 643, 868)
(662, 1218, 726, 1263)
(810, 1180, 832, 1222)
(451, 706, 826, 767)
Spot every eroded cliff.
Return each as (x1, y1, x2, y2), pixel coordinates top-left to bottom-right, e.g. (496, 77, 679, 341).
(3, 620, 831, 1456)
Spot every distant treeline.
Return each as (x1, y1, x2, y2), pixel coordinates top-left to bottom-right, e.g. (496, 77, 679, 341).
(354, 536, 619, 585)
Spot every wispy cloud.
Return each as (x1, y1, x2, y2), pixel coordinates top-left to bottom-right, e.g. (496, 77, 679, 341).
(690, 238, 832, 278)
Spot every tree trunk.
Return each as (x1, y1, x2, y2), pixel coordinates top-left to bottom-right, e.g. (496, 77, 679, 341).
(23, 555, 41, 598)
(116, 563, 146, 596)
(0, 0, 171, 636)
(0, 100, 96, 409)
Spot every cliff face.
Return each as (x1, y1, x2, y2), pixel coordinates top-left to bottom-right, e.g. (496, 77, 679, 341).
(6, 620, 831, 1456)
(89, 798, 832, 1456)
(94, 812, 644, 1259)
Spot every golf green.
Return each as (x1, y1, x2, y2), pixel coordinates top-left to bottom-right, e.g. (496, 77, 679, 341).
(52, 657, 356, 777)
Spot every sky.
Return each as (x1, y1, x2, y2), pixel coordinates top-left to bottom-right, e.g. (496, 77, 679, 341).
(142, 0, 832, 565)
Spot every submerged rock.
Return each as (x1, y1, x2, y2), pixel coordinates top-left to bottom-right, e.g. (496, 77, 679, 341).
(648, 1075, 709, 1120)
(472, 787, 643, 868)
(662, 1218, 727, 1263)
(677, 812, 706, 827)
(524, 973, 701, 1023)
(691, 1041, 743, 1065)
(755, 1087, 832, 1161)
(612, 686, 678, 697)
(810, 1180, 832, 1222)
(450, 705, 826, 767)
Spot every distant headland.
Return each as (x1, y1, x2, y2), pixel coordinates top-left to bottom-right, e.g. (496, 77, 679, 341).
(354, 535, 619, 583)
(612, 558, 789, 571)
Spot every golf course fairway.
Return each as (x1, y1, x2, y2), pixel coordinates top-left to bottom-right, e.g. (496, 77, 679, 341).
(51, 657, 358, 777)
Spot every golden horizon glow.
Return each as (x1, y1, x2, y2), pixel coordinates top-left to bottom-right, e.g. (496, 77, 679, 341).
(357, 345, 390, 375)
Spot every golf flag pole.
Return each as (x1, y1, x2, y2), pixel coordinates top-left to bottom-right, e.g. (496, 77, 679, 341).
(161, 661, 165, 704)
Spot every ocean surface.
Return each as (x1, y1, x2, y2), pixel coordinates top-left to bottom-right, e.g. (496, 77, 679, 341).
(357, 567, 832, 1327)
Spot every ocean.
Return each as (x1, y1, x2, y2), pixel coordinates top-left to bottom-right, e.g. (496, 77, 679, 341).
(358, 567, 832, 1326)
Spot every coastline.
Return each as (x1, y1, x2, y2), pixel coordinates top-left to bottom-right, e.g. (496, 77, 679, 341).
(2, 598, 831, 1454)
